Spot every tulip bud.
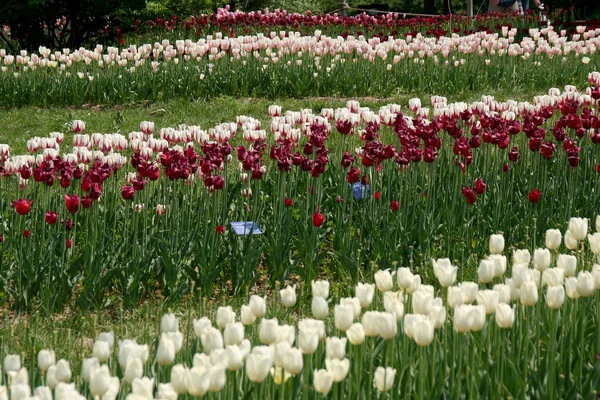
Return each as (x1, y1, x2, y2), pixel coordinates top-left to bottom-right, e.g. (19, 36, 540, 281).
(546, 285, 565, 309)
(478, 259, 495, 284)
(311, 280, 330, 299)
(312, 296, 329, 320)
(476, 290, 500, 314)
(37, 349, 56, 372)
(577, 271, 595, 297)
(160, 313, 179, 333)
(520, 281, 538, 306)
(545, 229, 562, 250)
(259, 318, 278, 345)
(216, 306, 236, 329)
(280, 285, 297, 308)
(375, 269, 394, 292)
(373, 367, 396, 392)
(313, 369, 334, 394)
(489, 234, 505, 254)
(495, 303, 515, 328)
(593, 264, 600, 289)
(326, 337, 347, 360)
(241, 304, 256, 326)
(325, 358, 350, 382)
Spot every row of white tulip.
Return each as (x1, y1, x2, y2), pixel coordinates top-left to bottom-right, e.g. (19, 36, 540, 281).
(1, 216, 598, 399)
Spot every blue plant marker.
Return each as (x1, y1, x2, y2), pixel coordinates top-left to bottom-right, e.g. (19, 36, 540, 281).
(230, 221, 263, 235)
(352, 182, 370, 200)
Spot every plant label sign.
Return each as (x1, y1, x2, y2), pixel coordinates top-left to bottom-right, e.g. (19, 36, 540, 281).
(230, 221, 263, 235)
(351, 182, 370, 200)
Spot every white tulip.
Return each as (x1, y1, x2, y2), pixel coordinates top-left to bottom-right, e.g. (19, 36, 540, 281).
(55, 359, 71, 382)
(512, 249, 531, 266)
(37, 350, 56, 372)
(249, 295, 267, 318)
(124, 357, 144, 384)
(542, 268, 564, 287)
(279, 285, 297, 308)
(245, 353, 272, 383)
(97, 331, 115, 350)
(373, 367, 396, 392)
(334, 304, 355, 331)
(311, 280, 330, 299)
(259, 318, 279, 345)
(192, 317, 212, 338)
(200, 327, 223, 355)
(545, 229, 562, 250)
(546, 286, 565, 309)
(520, 281, 538, 306)
(478, 258, 495, 284)
(490, 254, 507, 278)
(493, 284, 511, 304)
(3, 354, 20, 373)
(489, 234, 505, 254)
(447, 286, 464, 308)
(187, 367, 210, 396)
(89, 365, 111, 397)
(156, 383, 178, 400)
(208, 366, 226, 393)
(340, 297, 362, 319)
(312, 296, 329, 320)
(131, 377, 154, 399)
(375, 269, 394, 292)
(588, 233, 600, 254)
(240, 305, 257, 326)
(160, 313, 179, 333)
(459, 282, 478, 303)
(313, 369, 334, 394)
(156, 336, 176, 366)
(355, 283, 375, 308)
(533, 248, 551, 271)
(325, 358, 350, 382)
(564, 230, 578, 250)
(432, 258, 458, 287)
(216, 306, 235, 329)
(326, 337, 347, 360)
(282, 348, 303, 375)
(565, 277, 580, 299)
(224, 322, 244, 346)
(557, 254, 577, 277)
(577, 271, 595, 297)
(495, 303, 515, 328)
(477, 290, 500, 314)
(346, 323, 366, 345)
(92, 341, 110, 363)
(568, 217, 588, 241)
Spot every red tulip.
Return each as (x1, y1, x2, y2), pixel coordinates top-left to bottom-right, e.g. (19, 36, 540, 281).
(65, 194, 80, 214)
(64, 219, 74, 231)
(529, 188, 541, 203)
(81, 195, 93, 209)
(336, 196, 343, 203)
(285, 198, 293, 207)
(12, 199, 33, 215)
(312, 210, 325, 227)
(0, 235, 3, 243)
(122, 185, 135, 200)
(390, 200, 399, 211)
(374, 191, 381, 200)
(503, 164, 510, 173)
(462, 187, 477, 204)
(45, 211, 58, 225)
(474, 178, 486, 195)
(216, 225, 225, 235)
(66, 239, 73, 249)
(23, 229, 31, 238)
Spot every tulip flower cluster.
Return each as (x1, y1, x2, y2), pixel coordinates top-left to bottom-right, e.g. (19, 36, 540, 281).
(2, 76, 600, 309)
(0, 23, 598, 106)
(1, 220, 599, 399)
